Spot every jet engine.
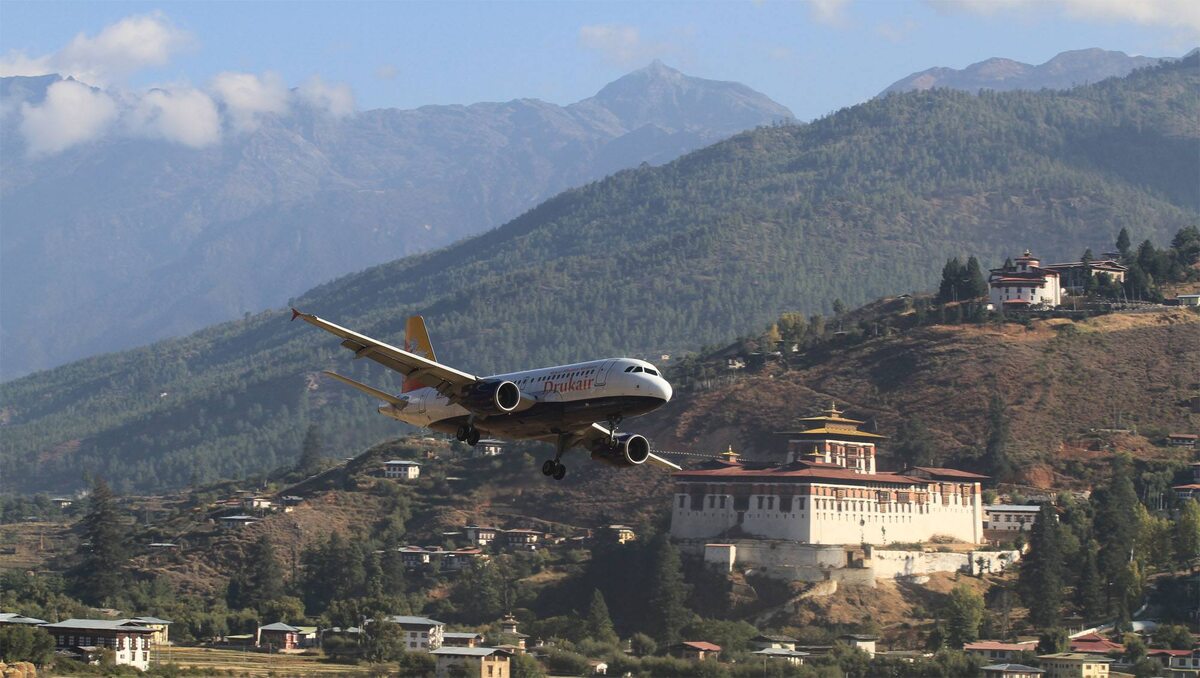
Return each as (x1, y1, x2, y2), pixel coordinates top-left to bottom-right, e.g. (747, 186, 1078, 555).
(589, 433, 651, 467)
(463, 380, 522, 414)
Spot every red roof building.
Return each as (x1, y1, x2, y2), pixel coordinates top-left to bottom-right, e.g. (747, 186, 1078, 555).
(988, 250, 1062, 309)
(671, 641, 722, 661)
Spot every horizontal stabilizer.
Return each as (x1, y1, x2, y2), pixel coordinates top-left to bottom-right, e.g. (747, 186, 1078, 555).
(322, 370, 405, 407)
(646, 452, 682, 471)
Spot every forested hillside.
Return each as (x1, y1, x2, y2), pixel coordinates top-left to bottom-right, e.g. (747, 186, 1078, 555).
(1, 55, 1197, 493)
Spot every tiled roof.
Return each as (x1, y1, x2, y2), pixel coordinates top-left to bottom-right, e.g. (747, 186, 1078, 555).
(258, 622, 300, 632)
(430, 647, 511, 657)
(911, 466, 989, 480)
(681, 641, 722, 651)
(965, 641, 1038, 651)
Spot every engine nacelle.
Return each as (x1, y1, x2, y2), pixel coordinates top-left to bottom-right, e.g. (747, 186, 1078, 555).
(590, 433, 652, 467)
(463, 380, 522, 414)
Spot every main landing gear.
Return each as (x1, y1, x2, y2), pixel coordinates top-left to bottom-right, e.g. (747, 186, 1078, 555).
(542, 433, 569, 481)
(455, 424, 480, 446)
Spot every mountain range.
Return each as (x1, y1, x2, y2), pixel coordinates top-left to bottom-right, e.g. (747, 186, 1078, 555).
(880, 48, 1168, 95)
(0, 61, 793, 379)
(0, 53, 1196, 493)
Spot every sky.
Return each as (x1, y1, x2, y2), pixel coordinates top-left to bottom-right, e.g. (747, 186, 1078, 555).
(0, 0, 1196, 132)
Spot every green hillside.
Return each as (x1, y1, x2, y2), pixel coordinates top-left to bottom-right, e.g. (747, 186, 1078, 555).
(2, 55, 1197, 493)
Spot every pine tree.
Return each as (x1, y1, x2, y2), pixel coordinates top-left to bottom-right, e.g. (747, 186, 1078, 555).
(1019, 504, 1064, 629)
(297, 424, 323, 475)
(72, 478, 128, 605)
(246, 534, 285, 610)
(646, 535, 689, 647)
(1074, 538, 1105, 622)
(585, 589, 619, 645)
(1175, 499, 1200, 570)
(938, 258, 964, 303)
(943, 584, 984, 647)
(1093, 454, 1140, 619)
(964, 256, 988, 299)
(1116, 228, 1131, 258)
(983, 395, 1015, 483)
(1081, 248, 1094, 264)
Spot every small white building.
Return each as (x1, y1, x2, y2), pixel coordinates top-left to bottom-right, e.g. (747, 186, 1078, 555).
(984, 505, 1042, 532)
(474, 439, 506, 457)
(219, 515, 259, 530)
(465, 525, 499, 546)
(1176, 294, 1200, 307)
(988, 250, 1062, 309)
(384, 460, 421, 480)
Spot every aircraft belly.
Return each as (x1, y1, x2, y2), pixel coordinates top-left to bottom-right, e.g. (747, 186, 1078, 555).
(428, 395, 665, 439)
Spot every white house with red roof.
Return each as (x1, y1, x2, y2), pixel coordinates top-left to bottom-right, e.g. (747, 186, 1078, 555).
(988, 250, 1062, 309)
(669, 404, 985, 546)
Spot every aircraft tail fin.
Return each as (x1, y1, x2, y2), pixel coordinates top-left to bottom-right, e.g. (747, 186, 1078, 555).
(402, 316, 436, 392)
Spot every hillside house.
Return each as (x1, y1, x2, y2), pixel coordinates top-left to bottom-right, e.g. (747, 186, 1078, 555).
(1166, 433, 1197, 447)
(670, 641, 722, 661)
(465, 525, 499, 546)
(51, 497, 73, 508)
(0, 613, 47, 625)
(989, 250, 1062, 309)
(430, 647, 511, 678)
(1068, 633, 1123, 655)
(474, 439, 506, 457)
(443, 632, 485, 648)
(1037, 652, 1112, 678)
(384, 615, 445, 651)
(671, 404, 984, 546)
(751, 635, 798, 651)
(984, 505, 1042, 533)
(219, 515, 259, 530)
(753, 648, 809, 665)
(599, 524, 636, 544)
(125, 616, 172, 645)
(42, 619, 156, 670)
(1176, 294, 1200, 307)
(501, 529, 541, 551)
(1146, 648, 1200, 673)
(1042, 259, 1127, 293)
(965, 641, 1039, 663)
(242, 496, 273, 511)
(257, 622, 301, 650)
(981, 664, 1045, 678)
(397, 545, 485, 571)
(840, 634, 878, 658)
(384, 460, 421, 480)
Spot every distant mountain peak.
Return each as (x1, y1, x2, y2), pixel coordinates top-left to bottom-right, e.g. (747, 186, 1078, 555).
(881, 48, 1168, 96)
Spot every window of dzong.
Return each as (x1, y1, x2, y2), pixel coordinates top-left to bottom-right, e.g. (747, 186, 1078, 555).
(798, 498, 806, 511)
(767, 497, 775, 510)
(719, 496, 726, 509)
(678, 496, 685, 508)
(708, 496, 715, 508)
(734, 496, 749, 511)
(780, 496, 793, 512)
(690, 494, 704, 510)
(757, 496, 764, 510)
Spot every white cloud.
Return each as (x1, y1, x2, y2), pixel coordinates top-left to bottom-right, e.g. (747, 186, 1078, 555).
(211, 71, 290, 131)
(0, 12, 191, 85)
(129, 87, 221, 148)
(808, 0, 853, 25)
(296, 75, 356, 118)
(929, 0, 1200, 36)
(20, 79, 118, 156)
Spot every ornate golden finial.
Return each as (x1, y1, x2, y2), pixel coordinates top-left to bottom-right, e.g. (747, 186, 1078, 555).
(823, 400, 843, 418)
(719, 445, 740, 463)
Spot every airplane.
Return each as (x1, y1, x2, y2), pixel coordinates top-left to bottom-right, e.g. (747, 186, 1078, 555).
(291, 309, 679, 479)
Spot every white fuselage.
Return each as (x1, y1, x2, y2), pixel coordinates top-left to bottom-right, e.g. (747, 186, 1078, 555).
(379, 358, 672, 434)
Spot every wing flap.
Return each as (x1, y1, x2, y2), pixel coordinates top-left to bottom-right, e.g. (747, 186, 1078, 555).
(293, 309, 477, 392)
(322, 371, 406, 407)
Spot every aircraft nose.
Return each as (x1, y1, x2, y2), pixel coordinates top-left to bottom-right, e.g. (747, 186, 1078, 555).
(656, 376, 673, 403)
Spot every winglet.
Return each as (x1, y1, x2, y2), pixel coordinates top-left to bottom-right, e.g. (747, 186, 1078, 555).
(291, 307, 302, 321)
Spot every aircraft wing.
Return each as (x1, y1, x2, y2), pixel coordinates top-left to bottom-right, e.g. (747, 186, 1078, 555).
(575, 423, 682, 471)
(292, 309, 477, 394)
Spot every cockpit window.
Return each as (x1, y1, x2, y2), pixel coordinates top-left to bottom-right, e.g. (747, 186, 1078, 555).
(624, 366, 634, 372)
(645, 368, 659, 376)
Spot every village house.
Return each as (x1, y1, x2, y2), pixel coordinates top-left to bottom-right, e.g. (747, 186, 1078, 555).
(984, 505, 1042, 533)
(397, 545, 486, 571)
(0, 613, 48, 626)
(242, 495, 273, 511)
(465, 525, 499, 547)
(384, 615, 445, 651)
(474, 439, 506, 457)
(1166, 433, 1198, 448)
(496, 613, 528, 651)
(51, 497, 73, 509)
(1068, 633, 1123, 655)
(384, 460, 421, 480)
(1042, 259, 1128, 293)
(751, 634, 798, 651)
(443, 632, 485, 648)
(218, 514, 259, 530)
(501, 529, 541, 551)
(670, 405, 984, 546)
(670, 641, 722, 661)
(981, 664, 1045, 678)
(1037, 652, 1113, 678)
(599, 524, 636, 544)
(840, 634, 878, 658)
(256, 622, 301, 650)
(752, 647, 809, 665)
(965, 640, 1040, 663)
(42, 619, 157, 670)
(430, 647, 511, 678)
(1146, 648, 1200, 673)
(988, 250, 1062, 309)
(1175, 294, 1200, 307)
(1174, 462, 1200, 501)
(125, 616, 173, 645)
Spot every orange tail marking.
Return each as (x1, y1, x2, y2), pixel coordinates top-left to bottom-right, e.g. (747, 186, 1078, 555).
(402, 315, 436, 393)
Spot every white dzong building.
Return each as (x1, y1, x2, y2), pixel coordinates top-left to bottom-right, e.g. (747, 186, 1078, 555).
(988, 250, 1062, 309)
(670, 404, 985, 545)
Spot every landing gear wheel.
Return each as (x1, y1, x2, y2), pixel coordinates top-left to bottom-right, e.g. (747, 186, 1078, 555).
(542, 460, 557, 476)
(552, 464, 567, 481)
(466, 428, 481, 446)
(455, 425, 469, 442)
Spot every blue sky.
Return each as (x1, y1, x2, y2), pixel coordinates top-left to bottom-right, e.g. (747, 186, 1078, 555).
(1, 0, 1196, 121)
